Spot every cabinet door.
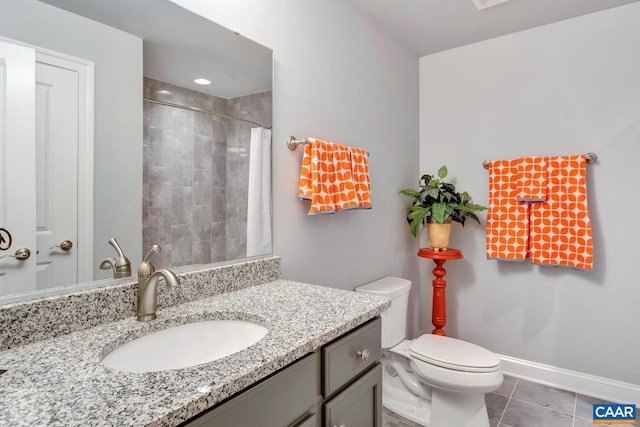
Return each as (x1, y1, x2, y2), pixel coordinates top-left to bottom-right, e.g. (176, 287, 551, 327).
(323, 364, 382, 427)
(291, 411, 317, 427)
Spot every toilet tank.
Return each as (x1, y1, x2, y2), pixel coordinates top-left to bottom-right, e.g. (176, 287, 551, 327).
(355, 276, 411, 349)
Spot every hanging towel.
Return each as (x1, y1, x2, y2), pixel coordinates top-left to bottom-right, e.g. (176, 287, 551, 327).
(247, 128, 272, 256)
(528, 155, 593, 270)
(297, 142, 315, 201)
(516, 156, 547, 202)
(349, 146, 372, 209)
(329, 142, 360, 212)
(298, 138, 371, 215)
(485, 159, 530, 261)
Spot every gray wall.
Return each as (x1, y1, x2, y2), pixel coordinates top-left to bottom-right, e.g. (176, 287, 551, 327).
(419, 3, 640, 385)
(171, 0, 421, 325)
(0, 0, 143, 281)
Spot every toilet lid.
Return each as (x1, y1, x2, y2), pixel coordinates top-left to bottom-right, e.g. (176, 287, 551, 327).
(409, 334, 500, 373)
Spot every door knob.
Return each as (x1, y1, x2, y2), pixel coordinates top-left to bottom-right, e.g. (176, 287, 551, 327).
(0, 248, 31, 260)
(50, 240, 73, 251)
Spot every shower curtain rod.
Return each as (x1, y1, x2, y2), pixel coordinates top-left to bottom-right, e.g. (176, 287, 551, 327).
(143, 98, 271, 129)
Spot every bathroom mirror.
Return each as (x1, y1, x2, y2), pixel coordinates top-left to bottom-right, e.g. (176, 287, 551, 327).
(0, 0, 272, 303)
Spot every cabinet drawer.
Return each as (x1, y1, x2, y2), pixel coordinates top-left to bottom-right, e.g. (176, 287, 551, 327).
(322, 317, 381, 397)
(183, 352, 320, 427)
(323, 363, 382, 427)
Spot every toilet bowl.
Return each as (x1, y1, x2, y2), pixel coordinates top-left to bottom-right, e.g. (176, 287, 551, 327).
(356, 276, 503, 427)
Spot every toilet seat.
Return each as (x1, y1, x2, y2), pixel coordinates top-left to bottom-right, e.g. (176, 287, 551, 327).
(409, 334, 500, 373)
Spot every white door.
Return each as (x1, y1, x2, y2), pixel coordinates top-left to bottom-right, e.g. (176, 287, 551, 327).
(0, 40, 37, 295)
(0, 40, 89, 297)
(35, 58, 79, 289)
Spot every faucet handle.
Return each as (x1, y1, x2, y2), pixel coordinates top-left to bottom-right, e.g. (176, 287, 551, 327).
(143, 244, 161, 263)
(108, 238, 128, 262)
(138, 245, 161, 278)
(101, 238, 132, 278)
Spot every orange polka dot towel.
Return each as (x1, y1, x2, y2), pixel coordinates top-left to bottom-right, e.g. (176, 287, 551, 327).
(349, 146, 372, 209)
(516, 156, 547, 202)
(486, 154, 593, 270)
(486, 159, 530, 262)
(528, 155, 593, 270)
(297, 138, 372, 215)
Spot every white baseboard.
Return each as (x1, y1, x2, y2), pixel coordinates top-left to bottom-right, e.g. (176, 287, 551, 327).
(497, 354, 640, 405)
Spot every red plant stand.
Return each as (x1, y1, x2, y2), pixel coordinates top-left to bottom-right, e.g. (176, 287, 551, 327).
(417, 248, 463, 336)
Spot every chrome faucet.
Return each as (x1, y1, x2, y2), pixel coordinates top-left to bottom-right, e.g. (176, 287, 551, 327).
(136, 245, 180, 321)
(99, 238, 132, 278)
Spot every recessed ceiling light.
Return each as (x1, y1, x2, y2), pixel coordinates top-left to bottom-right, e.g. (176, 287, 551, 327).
(472, 0, 512, 10)
(194, 78, 211, 85)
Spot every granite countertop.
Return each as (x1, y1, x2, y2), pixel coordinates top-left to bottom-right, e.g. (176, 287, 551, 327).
(0, 279, 389, 426)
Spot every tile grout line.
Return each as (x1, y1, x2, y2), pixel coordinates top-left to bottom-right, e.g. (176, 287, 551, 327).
(571, 393, 577, 427)
(497, 377, 519, 426)
(507, 395, 578, 416)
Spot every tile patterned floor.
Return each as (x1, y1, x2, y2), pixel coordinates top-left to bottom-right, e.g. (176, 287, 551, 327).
(382, 375, 630, 427)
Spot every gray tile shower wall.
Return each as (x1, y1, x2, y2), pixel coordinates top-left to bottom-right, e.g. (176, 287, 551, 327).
(0, 256, 281, 351)
(143, 78, 272, 266)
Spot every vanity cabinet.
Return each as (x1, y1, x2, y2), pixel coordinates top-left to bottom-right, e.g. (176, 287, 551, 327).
(321, 317, 382, 427)
(182, 317, 382, 427)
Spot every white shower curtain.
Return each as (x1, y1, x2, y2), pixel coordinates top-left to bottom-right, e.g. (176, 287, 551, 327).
(247, 127, 272, 257)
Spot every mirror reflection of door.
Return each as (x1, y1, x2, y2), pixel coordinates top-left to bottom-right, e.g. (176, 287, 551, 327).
(35, 54, 79, 289)
(0, 39, 92, 294)
(0, 40, 37, 295)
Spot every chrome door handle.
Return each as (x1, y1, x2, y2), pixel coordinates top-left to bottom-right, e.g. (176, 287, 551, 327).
(0, 248, 31, 260)
(50, 240, 73, 251)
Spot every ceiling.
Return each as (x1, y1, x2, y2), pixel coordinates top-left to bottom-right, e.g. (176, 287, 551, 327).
(35, 0, 639, 96)
(349, 0, 640, 56)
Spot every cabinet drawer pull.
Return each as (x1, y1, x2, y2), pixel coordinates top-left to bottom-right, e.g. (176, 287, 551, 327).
(356, 349, 369, 362)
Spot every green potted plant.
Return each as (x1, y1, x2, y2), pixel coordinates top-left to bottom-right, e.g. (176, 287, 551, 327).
(400, 165, 487, 250)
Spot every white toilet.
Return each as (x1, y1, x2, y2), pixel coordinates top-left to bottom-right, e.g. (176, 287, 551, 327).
(356, 276, 503, 427)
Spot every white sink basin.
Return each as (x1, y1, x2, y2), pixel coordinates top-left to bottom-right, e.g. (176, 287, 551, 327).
(101, 319, 268, 373)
